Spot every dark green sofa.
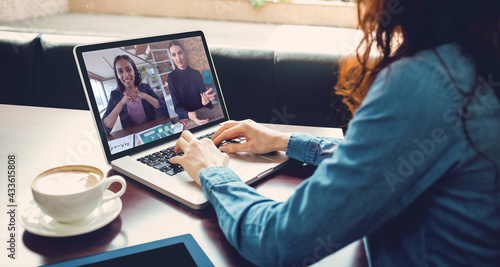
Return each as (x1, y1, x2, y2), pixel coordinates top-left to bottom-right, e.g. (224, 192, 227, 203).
(0, 31, 350, 130)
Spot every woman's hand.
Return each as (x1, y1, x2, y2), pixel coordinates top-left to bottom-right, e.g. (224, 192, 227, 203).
(170, 130, 229, 185)
(132, 89, 161, 108)
(201, 88, 216, 106)
(188, 111, 209, 125)
(212, 120, 291, 154)
(119, 93, 131, 105)
(136, 90, 145, 100)
(123, 90, 139, 102)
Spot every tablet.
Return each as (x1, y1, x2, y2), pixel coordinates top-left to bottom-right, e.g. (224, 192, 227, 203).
(41, 234, 214, 267)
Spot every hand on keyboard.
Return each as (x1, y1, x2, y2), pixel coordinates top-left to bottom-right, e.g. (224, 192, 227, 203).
(136, 131, 245, 179)
(195, 131, 246, 149)
(169, 130, 229, 185)
(212, 120, 291, 154)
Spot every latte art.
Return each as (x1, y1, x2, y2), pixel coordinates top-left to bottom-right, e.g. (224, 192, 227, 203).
(35, 172, 101, 195)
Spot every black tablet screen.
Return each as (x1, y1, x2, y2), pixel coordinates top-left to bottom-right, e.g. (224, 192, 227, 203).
(80, 243, 197, 267)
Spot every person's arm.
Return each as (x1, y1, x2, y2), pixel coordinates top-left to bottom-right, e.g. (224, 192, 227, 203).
(212, 120, 340, 165)
(140, 84, 170, 117)
(196, 70, 213, 108)
(200, 88, 215, 107)
(286, 133, 343, 165)
(140, 92, 160, 108)
(188, 111, 209, 125)
(199, 59, 462, 266)
(102, 91, 127, 134)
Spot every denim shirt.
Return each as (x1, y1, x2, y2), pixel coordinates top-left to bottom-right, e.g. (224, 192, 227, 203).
(199, 43, 500, 267)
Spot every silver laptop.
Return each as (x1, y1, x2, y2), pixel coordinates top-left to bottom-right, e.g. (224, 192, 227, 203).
(73, 31, 315, 209)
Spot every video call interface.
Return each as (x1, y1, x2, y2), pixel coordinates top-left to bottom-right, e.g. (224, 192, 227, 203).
(82, 36, 224, 155)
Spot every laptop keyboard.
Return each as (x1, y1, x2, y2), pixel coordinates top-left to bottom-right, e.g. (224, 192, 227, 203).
(136, 131, 245, 176)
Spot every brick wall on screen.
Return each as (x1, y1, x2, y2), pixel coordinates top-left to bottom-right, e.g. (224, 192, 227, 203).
(0, 0, 69, 23)
(183, 37, 209, 73)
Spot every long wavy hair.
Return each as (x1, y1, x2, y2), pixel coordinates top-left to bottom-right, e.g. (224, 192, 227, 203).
(335, 0, 500, 114)
(335, 0, 500, 183)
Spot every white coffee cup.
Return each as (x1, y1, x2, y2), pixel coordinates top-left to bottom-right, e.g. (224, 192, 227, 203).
(31, 165, 126, 223)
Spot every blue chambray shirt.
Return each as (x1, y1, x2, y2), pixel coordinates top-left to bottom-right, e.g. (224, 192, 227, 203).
(199, 43, 500, 267)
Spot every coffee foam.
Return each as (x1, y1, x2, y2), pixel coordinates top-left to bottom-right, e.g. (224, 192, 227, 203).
(35, 172, 100, 195)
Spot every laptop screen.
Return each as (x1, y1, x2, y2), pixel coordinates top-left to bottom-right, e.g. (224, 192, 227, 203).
(74, 31, 228, 161)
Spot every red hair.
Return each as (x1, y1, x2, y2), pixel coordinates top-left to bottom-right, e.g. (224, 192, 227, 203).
(335, 0, 500, 115)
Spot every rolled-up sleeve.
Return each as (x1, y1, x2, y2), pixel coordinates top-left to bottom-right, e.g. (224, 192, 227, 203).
(286, 133, 343, 165)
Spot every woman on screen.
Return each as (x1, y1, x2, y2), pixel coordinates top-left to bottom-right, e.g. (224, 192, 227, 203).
(102, 55, 169, 135)
(167, 40, 216, 125)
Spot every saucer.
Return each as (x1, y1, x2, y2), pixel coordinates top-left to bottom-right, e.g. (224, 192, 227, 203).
(20, 190, 122, 237)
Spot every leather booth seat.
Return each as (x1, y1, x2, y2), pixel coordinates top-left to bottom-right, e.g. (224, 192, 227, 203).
(1, 31, 350, 129)
(1, 32, 39, 107)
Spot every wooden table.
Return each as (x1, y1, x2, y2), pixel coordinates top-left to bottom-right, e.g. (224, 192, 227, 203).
(0, 104, 364, 267)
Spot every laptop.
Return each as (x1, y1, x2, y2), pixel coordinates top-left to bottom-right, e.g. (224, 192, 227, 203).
(73, 31, 333, 209)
